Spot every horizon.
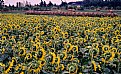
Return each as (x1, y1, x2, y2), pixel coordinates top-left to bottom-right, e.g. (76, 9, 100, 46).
(4, 0, 82, 6)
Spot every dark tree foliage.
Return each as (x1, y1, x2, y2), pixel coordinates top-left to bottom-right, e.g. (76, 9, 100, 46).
(40, 0, 44, 7)
(48, 1, 53, 7)
(0, 0, 4, 10)
(43, 1, 46, 7)
(83, 0, 121, 8)
(60, 0, 68, 7)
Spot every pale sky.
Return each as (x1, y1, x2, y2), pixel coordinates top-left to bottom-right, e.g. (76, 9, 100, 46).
(4, 0, 82, 5)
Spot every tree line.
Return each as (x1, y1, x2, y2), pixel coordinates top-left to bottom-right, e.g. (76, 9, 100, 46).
(0, 0, 121, 11)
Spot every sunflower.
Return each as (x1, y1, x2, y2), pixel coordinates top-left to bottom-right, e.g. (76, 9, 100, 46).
(4, 60, 14, 74)
(77, 31, 81, 36)
(84, 29, 90, 35)
(97, 64, 101, 71)
(111, 37, 117, 44)
(11, 57, 17, 66)
(21, 65, 26, 71)
(103, 52, 115, 63)
(64, 43, 73, 52)
(100, 28, 105, 32)
(92, 48, 99, 58)
(109, 52, 115, 61)
(33, 61, 44, 73)
(31, 44, 38, 52)
(0, 63, 5, 67)
(92, 61, 97, 71)
(53, 27, 58, 33)
(40, 31, 44, 35)
(2, 36, 6, 40)
(101, 58, 105, 63)
(83, 38, 87, 42)
(36, 42, 41, 48)
(56, 26, 61, 32)
(92, 43, 99, 49)
(116, 35, 121, 40)
(20, 71, 24, 74)
(60, 64, 65, 71)
(35, 33, 40, 38)
(72, 45, 78, 53)
(63, 39, 69, 45)
(72, 58, 80, 63)
(19, 47, 26, 56)
(38, 47, 46, 60)
(4, 67, 11, 74)
(53, 34, 59, 39)
(54, 56, 60, 72)
(102, 45, 110, 53)
(114, 30, 120, 35)
(61, 50, 67, 60)
(49, 48, 55, 52)
(27, 61, 42, 73)
(49, 52, 56, 64)
(15, 25, 21, 30)
(110, 47, 117, 53)
(1, 48, 5, 54)
(66, 63, 78, 74)
(24, 53, 32, 61)
(62, 32, 68, 39)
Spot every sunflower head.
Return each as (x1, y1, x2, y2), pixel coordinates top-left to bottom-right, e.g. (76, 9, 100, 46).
(19, 47, 26, 56)
(67, 63, 78, 74)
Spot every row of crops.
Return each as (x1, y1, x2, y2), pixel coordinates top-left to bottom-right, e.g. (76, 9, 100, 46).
(25, 11, 118, 17)
(0, 14, 121, 74)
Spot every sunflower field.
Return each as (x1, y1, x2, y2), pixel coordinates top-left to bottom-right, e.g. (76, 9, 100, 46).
(0, 14, 121, 74)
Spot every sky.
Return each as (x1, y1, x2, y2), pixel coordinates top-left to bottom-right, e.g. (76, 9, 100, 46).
(4, 0, 82, 6)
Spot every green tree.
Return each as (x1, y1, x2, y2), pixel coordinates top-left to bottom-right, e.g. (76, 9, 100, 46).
(0, 0, 4, 10)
